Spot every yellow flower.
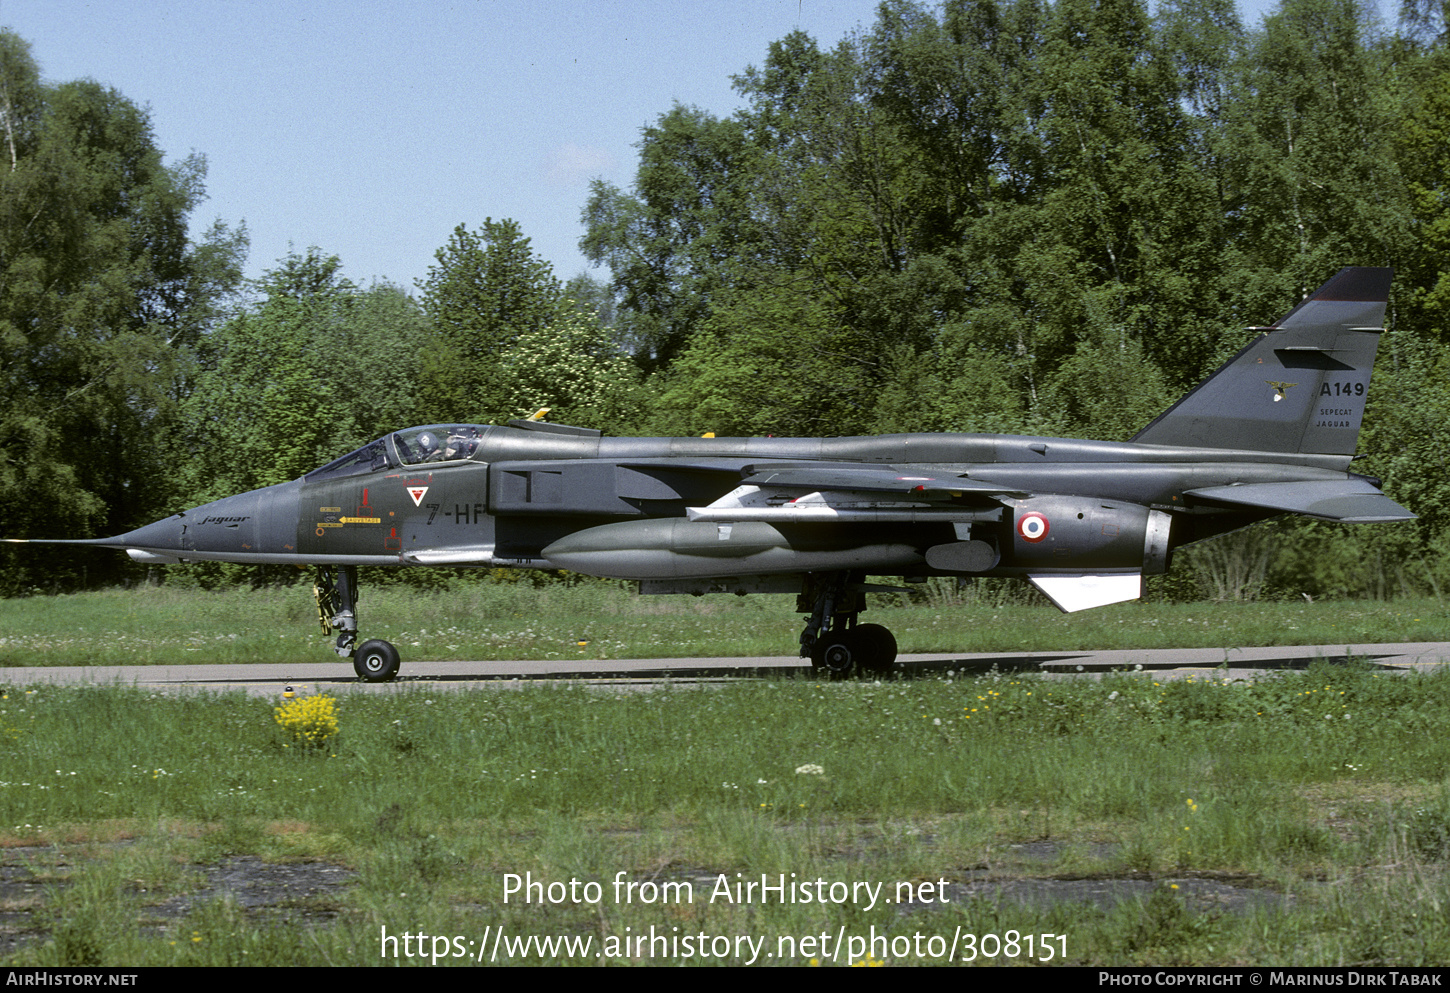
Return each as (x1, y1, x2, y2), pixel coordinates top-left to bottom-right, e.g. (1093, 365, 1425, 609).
(275, 695, 339, 748)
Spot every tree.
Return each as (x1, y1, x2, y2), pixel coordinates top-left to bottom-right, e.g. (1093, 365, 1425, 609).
(563, 271, 617, 328)
(649, 287, 877, 437)
(581, 1, 1249, 439)
(416, 219, 562, 422)
(496, 309, 643, 432)
(1217, 0, 1410, 289)
(581, 106, 758, 367)
(177, 249, 430, 503)
(869, 336, 1025, 436)
(0, 31, 246, 592)
(1394, 66, 1450, 338)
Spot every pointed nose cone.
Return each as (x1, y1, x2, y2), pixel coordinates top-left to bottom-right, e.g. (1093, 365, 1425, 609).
(5, 515, 187, 561)
(51, 479, 303, 564)
(10, 479, 304, 564)
(111, 515, 188, 562)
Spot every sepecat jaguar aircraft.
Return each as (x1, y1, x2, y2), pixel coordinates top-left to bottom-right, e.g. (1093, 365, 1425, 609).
(9, 267, 1415, 681)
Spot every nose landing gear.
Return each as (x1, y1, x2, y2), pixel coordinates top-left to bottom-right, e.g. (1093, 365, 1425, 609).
(314, 565, 401, 682)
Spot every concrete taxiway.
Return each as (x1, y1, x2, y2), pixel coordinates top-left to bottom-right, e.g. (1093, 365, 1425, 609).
(2, 642, 1447, 697)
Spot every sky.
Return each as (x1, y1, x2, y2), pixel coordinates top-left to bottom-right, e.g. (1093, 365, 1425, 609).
(0, 0, 1314, 296)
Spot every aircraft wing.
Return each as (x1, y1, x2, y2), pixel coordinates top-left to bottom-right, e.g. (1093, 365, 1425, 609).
(619, 460, 1023, 499)
(1184, 479, 1416, 523)
(616, 458, 759, 476)
(685, 467, 1024, 524)
(739, 465, 1026, 500)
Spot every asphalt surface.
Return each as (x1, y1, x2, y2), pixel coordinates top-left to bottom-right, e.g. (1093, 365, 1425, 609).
(3, 642, 1447, 697)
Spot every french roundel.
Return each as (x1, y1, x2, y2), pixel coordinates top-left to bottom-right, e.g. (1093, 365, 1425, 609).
(1018, 512, 1050, 543)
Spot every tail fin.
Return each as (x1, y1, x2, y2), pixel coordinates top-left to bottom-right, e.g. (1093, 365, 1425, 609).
(1132, 267, 1392, 455)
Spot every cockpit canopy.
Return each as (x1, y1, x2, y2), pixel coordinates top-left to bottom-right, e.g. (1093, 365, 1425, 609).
(304, 425, 491, 482)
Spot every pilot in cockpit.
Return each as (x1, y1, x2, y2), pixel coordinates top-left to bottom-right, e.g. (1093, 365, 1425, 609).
(413, 431, 442, 461)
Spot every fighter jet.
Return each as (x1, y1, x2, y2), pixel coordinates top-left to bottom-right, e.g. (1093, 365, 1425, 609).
(8, 267, 1414, 681)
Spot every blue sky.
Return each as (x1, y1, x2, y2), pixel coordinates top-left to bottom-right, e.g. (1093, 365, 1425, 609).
(0, 0, 1329, 295)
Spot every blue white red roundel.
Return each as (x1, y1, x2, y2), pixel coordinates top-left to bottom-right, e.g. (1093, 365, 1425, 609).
(1018, 512, 1050, 543)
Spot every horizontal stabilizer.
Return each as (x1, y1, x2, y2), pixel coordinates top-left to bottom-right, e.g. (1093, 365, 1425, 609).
(1029, 573, 1143, 612)
(1185, 480, 1416, 522)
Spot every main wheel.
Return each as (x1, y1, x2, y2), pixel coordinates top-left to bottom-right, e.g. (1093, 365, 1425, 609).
(854, 623, 898, 673)
(812, 632, 860, 679)
(354, 639, 401, 682)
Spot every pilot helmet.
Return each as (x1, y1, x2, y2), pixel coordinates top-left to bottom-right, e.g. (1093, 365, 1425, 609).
(415, 431, 439, 456)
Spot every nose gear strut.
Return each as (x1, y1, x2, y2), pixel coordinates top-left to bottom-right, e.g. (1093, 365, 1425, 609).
(313, 565, 400, 681)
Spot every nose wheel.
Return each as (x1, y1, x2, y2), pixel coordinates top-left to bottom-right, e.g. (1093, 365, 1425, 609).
(354, 639, 401, 682)
(315, 566, 402, 682)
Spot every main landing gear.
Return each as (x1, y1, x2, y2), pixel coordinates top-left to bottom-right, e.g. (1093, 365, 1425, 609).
(798, 571, 899, 678)
(314, 565, 401, 682)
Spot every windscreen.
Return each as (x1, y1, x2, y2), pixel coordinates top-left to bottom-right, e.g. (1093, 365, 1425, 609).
(303, 438, 392, 482)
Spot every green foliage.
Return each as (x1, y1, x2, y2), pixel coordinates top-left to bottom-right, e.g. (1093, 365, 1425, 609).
(0, 31, 246, 592)
(1395, 65, 1450, 336)
(1217, 0, 1411, 280)
(649, 288, 878, 436)
(416, 219, 563, 423)
(176, 249, 430, 502)
(0, 585, 1443, 668)
(582, 107, 756, 367)
(1357, 329, 1450, 545)
(6, 667, 1450, 965)
(1037, 326, 1176, 441)
(496, 308, 643, 432)
(869, 337, 1025, 435)
(412, 218, 643, 432)
(274, 694, 339, 750)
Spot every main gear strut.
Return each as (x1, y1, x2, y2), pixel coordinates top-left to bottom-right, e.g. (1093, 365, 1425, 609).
(797, 571, 898, 677)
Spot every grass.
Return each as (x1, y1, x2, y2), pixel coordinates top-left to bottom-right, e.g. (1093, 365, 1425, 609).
(0, 582, 1446, 666)
(2, 661, 1450, 965)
